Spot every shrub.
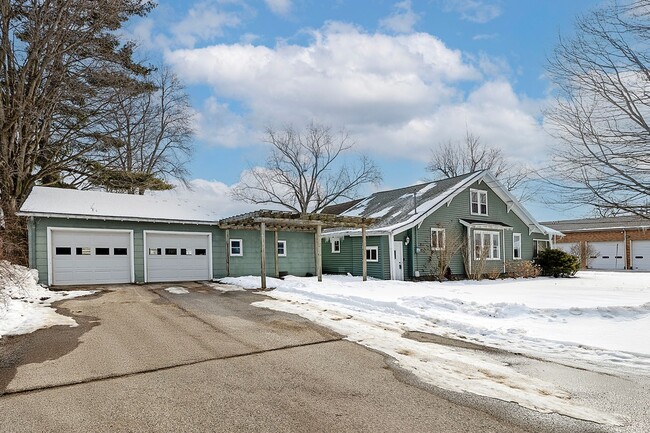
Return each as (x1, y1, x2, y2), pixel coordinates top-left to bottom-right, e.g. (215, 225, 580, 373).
(534, 249, 580, 278)
(505, 260, 541, 278)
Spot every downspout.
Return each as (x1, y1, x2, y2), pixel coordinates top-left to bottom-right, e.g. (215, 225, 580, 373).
(466, 225, 472, 277)
(502, 228, 506, 273)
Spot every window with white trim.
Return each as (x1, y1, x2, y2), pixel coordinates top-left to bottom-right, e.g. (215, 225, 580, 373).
(230, 239, 243, 256)
(533, 239, 550, 257)
(470, 189, 488, 215)
(431, 228, 445, 250)
(366, 246, 379, 262)
(473, 230, 500, 260)
(331, 239, 341, 254)
(513, 233, 522, 260)
(277, 240, 287, 257)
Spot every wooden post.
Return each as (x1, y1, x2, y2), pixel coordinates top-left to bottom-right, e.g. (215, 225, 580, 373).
(274, 229, 279, 278)
(362, 225, 367, 281)
(225, 229, 230, 277)
(315, 224, 322, 282)
(260, 222, 266, 290)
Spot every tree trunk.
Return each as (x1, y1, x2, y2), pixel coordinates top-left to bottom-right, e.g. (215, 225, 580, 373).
(0, 196, 28, 265)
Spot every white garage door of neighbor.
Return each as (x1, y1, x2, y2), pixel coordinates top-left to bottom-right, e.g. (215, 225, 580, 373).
(632, 240, 650, 271)
(588, 241, 626, 270)
(50, 229, 133, 285)
(145, 232, 211, 282)
(555, 243, 576, 254)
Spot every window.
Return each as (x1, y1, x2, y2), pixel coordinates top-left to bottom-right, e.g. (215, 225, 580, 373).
(366, 246, 379, 262)
(230, 239, 243, 256)
(513, 233, 522, 260)
(331, 239, 341, 254)
(149, 248, 161, 255)
(277, 240, 287, 257)
(180, 248, 192, 256)
(533, 240, 551, 257)
(55, 247, 72, 255)
(195, 249, 207, 256)
(473, 230, 500, 260)
(114, 248, 128, 256)
(165, 248, 177, 255)
(95, 248, 110, 256)
(470, 189, 488, 215)
(76, 247, 91, 255)
(431, 228, 445, 250)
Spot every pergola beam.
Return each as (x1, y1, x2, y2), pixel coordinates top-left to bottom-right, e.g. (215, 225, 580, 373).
(260, 222, 266, 290)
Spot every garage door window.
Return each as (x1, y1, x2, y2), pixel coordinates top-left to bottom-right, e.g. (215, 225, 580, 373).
(114, 248, 128, 256)
(149, 248, 161, 255)
(55, 247, 72, 255)
(96, 248, 110, 255)
(195, 248, 207, 255)
(165, 248, 177, 255)
(180, 248, 193, 256)
(76, 247, 91, 255)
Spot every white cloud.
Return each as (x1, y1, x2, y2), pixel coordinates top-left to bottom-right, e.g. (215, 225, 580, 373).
(172, 1, 244, 48)
(166, 22, 551, 166)
(444, 0, 502, 23)
(265, 0, 292, 16)
(379, 0, 420, 34)
(473, 33, 498, 41)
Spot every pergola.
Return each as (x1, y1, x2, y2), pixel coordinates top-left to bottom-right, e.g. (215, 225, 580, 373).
(218, 210, 376, 289)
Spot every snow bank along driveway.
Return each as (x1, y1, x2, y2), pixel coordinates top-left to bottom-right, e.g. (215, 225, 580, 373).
(221, 272, 650, 426)
(0, 261, 94, 338)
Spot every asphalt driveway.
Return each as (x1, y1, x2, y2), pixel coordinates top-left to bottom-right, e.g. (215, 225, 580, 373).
(0, 282, 603, 432)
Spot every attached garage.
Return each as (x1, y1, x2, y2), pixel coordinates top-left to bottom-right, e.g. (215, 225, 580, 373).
(588, 241, 626, 270)
(49, 228, 134, 285)
(632, 240, 650, 271)
(144, 231, 212, 282)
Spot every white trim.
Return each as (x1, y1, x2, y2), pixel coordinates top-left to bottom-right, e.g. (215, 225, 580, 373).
(388, 235, 395, 279)
(366, 246, 379, 262)
(513, 233, 522, 260)
(143, 230, 213, 283)
(47, 227, 135, 286)
(473, 229, 501, 261)
(230, 238, 243, 257)
(470, 189, 489, 216)
(331, 238, 341, 253)
(17, 211, 216, 226)
(277, 240, 287, 257)
(430, 228, 445, 250)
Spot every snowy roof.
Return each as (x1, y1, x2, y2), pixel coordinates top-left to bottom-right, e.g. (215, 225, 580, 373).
(18, 186, 222, 224)
(322, 172, 482, 235)
(542, 215, 650, 233)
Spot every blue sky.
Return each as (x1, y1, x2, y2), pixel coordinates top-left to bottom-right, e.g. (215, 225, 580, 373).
(126, 0, 600, 220)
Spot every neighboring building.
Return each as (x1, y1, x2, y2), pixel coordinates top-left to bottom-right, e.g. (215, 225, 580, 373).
(543, 216, 650, 271)
(17, 187, 368, 286)
(321, 171, 553, 280)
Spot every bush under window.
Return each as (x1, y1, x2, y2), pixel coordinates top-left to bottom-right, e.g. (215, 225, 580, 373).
(534, 249, 580, 278)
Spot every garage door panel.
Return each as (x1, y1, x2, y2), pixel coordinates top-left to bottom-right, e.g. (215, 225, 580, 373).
(632, 240, 650, 271)
(588, 241, 625, 270)
(146, 232, 211, 282)
(51, 229, 132, 285)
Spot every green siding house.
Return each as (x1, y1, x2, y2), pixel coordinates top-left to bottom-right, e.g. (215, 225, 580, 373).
(321, 171, 553, 280)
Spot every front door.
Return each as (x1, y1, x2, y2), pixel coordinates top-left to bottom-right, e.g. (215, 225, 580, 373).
(393, 240, 404, 280)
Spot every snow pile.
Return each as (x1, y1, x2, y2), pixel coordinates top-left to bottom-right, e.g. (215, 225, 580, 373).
(164, 287, 189, 295)
(0, 261, 94, 338)
(220, 272, 650, 424)
(208, 281, 246, 292)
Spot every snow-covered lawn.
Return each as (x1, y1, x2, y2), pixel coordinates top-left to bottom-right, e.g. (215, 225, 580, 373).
(220, 272, 650, 425)
(0, 261, 94, 338)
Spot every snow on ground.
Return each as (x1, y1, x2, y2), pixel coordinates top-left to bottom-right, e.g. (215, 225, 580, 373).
(220, 271, 650, 425)
(164, 287, 189, 295)
(0, 261, 94, 338)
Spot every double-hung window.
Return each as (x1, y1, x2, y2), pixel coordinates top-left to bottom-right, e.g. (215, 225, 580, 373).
(470, 189, 488, 215)
(474, 230, 500, 260)
(331, 239, 341, 253)
(366, 246, 379, 262)
(431, 228, 445, 250)
(230, 239, 243, 256)
(277, 240, 287, 257)
(513, 233, 522, 260)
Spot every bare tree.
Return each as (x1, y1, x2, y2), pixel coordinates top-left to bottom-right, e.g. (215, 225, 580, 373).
(426, 129, 532, 200)
(0, 0, 154, 261)
(232, 123, 382, 214)
(85, 66, 194, 194)
(544, 0, 650, 218)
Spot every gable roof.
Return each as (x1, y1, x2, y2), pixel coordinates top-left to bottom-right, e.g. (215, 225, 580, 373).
(324, 170, 547, 236)
(18, 186, 222, 224)
(542, 215, 650, 233)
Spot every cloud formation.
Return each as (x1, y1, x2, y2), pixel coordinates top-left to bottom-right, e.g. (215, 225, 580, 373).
(379, 0, 421, 34)
(265, 0, 292, 16)
(166, 21, 549, 164)
(444, 0, 502, 23)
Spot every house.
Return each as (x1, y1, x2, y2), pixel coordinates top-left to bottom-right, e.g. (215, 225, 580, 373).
(542, 216, 650, 271)
(320, 171, 554, 280)
(17, 187, 370, 286)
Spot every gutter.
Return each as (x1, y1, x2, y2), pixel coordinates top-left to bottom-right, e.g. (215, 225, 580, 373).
(16, 211, 218, 226)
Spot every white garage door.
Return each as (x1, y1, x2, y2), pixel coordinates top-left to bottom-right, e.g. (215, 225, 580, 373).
(50, 229, 133, 285)
(145, 231, 212, 282)
(632, 240, 650, 271)
(588, 241, 626, 270)
(555, 243, 577, 255)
